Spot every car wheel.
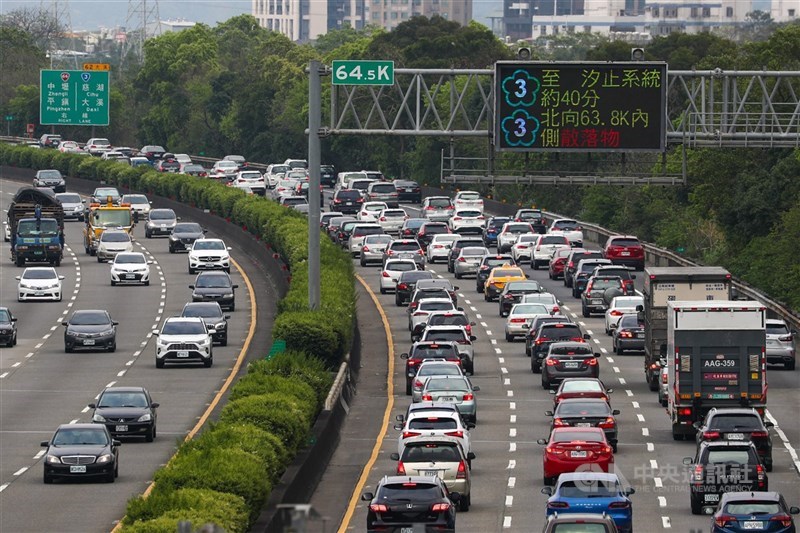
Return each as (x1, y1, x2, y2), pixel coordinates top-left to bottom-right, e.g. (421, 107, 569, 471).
(786, 360, 796, 370)
(615, 343, 623, 355)
(145, 230, 151, 238)
(144, 280, 150, 286)
(405, 381, 412, 396)
(43, 471, 53, 484)
(541, 375, 549, 389)
(108, 343, 116, 353)
(454, 271, 461, 279)
(155, 358, 165, 368)
(611, 443, 618, 453)
(505, 332, 513, 342)
(169, 246, 174, 253)
(483, 292, 489, 302)
(65, 344, 73, 353)
(582, 305, 590, 318)
(395, 297, 402, 306)
(544, 476, 555, 486)
(690, 495, 702, 515)
(204, 357, 213, 368)
(229, 303, 235, 312)
(105, 470, 115, 483)
(97, 256, 103, 263)
(115, 463, 119, 478)
(532, 261, 538, 270)
(379, 287, 386, 295)
(459, 494, 470, 512)
(145, 427, 154, 442)
(90, 248, 96, 256)
(12, 333, 17, 346)
(359, 258, 366, 267)
(111, 280, 116, 286)
(766, 460, 773, 472)
(221, 336, 228, 347)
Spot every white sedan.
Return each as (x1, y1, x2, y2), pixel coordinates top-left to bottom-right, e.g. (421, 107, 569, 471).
(379, 259, 419, 294)
(17, 266, 64, 301)
(426, 234, 461, 264)
(604, 295, 644, 335)
(510, 233, 540, 263)
(448, 209, 485, 234)
(357, 201, 389, 222)
(232, 171, 266, 196)
(376, 208, 408, 234)
(531, 235, 571, 269)
(521, 292, 562, 315)
(504, 302, 551, 341)
(110, 252, 152, 286)
(497, 222, 534, 253)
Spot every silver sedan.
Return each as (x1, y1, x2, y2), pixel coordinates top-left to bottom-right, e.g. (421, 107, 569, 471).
(420, 376, 480, 423)
(504, 302, 552, 341)
(453, 246, 490, 279)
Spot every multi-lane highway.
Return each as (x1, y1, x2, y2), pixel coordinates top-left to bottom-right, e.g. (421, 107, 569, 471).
(339, 200, 800, 532)
(0, 177, 259, 533)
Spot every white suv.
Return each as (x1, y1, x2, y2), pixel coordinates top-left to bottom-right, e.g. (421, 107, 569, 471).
(154, 317, 214, 368)
(188, 238, 231, 274)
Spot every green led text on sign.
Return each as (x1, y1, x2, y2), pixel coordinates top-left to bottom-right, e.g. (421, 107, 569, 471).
(332, 60, 394, 86)
(40, 70, 110, 126)
(494, 61, 667, 152)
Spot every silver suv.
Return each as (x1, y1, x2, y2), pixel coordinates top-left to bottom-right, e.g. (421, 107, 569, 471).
(766, 318, 796, 370)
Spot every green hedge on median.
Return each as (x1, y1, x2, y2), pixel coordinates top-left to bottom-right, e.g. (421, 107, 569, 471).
(0, 145, 346, 530)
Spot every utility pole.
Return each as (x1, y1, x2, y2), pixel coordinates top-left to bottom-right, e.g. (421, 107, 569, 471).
(307, 60, 322, 310)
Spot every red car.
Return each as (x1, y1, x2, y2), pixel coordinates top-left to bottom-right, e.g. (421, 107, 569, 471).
(538, 427, 614, 486)
(603, 235, 645, 271)
(548, 248, 572, 280)
(551, 378, 613, 407)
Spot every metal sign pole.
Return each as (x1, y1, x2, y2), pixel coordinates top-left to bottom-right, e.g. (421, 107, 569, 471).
(308, 60, 322, 310)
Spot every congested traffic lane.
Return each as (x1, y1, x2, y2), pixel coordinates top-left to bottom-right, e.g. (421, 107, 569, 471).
(0, 177, 253, 533)
(343, 199, 800, 532)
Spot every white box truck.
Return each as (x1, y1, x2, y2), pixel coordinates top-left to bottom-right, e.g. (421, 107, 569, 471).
(666, 301, 767, 440)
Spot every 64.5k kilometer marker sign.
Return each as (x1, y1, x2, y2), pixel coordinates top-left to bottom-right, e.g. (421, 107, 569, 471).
(331, 60, 394, 86)
(40, 70, 110, 126)
(494, 61, 667, 152)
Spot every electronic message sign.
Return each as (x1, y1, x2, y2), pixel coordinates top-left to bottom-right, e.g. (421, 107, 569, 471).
(494, 61, 667, 152)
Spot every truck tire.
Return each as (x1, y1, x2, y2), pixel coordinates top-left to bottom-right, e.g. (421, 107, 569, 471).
(648, 374, 659, 391)
(672, 425, 685, 440)
(15, 256, 24, 267)
(786, 360, 796, 370)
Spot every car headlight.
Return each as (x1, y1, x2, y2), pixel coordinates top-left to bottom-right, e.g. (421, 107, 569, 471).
(45, 455, 61, 464)
(214, 322, 226, 330)
(92, 414, 107, 423)
(19, 283, 32, 289)
(96, 454, 113, 464)
(101, 329, 114, 337)
(223, 293, 234, 298)
(137, 413, 152, 422)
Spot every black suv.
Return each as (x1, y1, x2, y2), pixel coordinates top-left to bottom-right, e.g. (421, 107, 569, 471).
(181, 302, 230, 345)
(571, 259, 613, 298)
(563, 249, 604, 288)
(476, 254, 515, 293)
(530, 322, 589, 373)
(320, 164, 336, 187)
(395, 270, 435, 306)
(685, 440, 768, 514)
(168, 222, 207, 253)
(524, 316, 573, 357)
(498, 280, 543, 317)
(591, 265, 637, 295)
(514, 208, 548, 233)
(417, 222, 450, 251)
(447, 237, 485, 273)
(580, 276, 623, 317)
(401, 341, 463, 394)
(362, 475, 459, 533)
(329, 189, 364, 214)
(694, 408, 774, 471)
(189, 271, 238, 311)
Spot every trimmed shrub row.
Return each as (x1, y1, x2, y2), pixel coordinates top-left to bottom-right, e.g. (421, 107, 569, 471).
(0, 144, 349, 531)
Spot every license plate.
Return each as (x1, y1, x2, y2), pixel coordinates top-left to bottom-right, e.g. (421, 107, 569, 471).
(767, 339, 777, 345)
(423, 470, 438, 477)
(34, 251, 43, 255)
(570, 450, 587, 458)
(160, 224, 167, 227)
(83, 339, 95, 345)
(592, 299, 603, 304)
(115, 425, 128, 432)
(177, 350, 190, 358)
(34, 291, 44, 296)
(401, 528, 414, 533)
(440, 396, 457, 402)
(124, 274, 136, 279)
(705, 494, 720, 502)
(205, 263, 215, 267)
(69, 465, 87, 474)
(564, 362, 580, 369)
(576, 422, 591, 427)
(620, 251, 630, 256)
(636, 332, 644, 338)
(742, 522, 764, 530)
(725, 433, 745, 440)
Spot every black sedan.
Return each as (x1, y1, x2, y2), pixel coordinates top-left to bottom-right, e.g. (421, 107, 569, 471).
(392, 179, 422, 203)
(181, 301, 230, 345)
(63, 309, 118, 353)
(498, 280, 543, 317)
(41, 423, 120, 483)
(0, 307, 18, 347)
(168, 222, 207, 253)
(395, 270, 435, 306)
(546, 398, 620, 452)
(190, 271, 238, 311)
(89, 386, 158, 442)
(362, 475, 459, 533)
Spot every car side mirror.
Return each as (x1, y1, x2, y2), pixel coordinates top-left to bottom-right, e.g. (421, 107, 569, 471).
(583, 333, 590, 339)
(151, 403, 159, 408)
(606, 388, 614, 394)
(594, 353, 601, 358)
(612, 409, 621, 415)
(396, 414, 405, 422)
(467, 422, 476, 429)
(361, 492, 374, 501)
(453, 286, 459, 290)
(790, 507, 800, 515)
(112, 440, 121, 447)
(692, 421, 701, 429)
(682, 457, 693, 465)
(227, 247, 232, 251)
(470, 335, 477, 341)
(541, 487, 553, 495)
(631, 274, 636, 279)
(40, 441, 50, 447)
(203, 229, 208, 233)
(59, 275, 65, 280)
(10, 317, 17, 322)
(233, 285, 239, 289)
(176, 217, 182, 221)
(112, 321, 119, 326)
(625, 487, 636, 495)
(544, 410, 554, 417)
(636, 304, 644, 312)
(457, 307, 464, 312)
(147, 260, 153, 264)
(393, 424, 403, 431)
(521, 323, 530, 329)
(472, 385, 480, 392)
(224, 315, 231, 319)
(765, 421, 774, 428)
(88, 403, 96, 409)
(390, 453, 400, 461)
(188, 285, 195, 289)
(152, 330, 159, 335)
(467, 452, 476, 460)
(15, 276, 20, 280)
(537, 438, 548, 445)
(449, 492, 461, 503)
(400, 353, 409, 359)
(61, 321, 68, 326)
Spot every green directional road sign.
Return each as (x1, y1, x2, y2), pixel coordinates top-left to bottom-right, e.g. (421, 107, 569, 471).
(40, 70, 110, 126)
(332, 60, 394, 86)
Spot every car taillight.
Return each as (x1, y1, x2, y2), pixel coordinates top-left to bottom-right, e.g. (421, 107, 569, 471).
(369, 503, 389, 513)
(382, 271, 390, 277)
(702, 431, 720, 439)
(396, 462, 406, 475)
(547, 501, 569, 509)
(610, 310, 623, 316)
(586, 282, 594, 292)
(456, 460, 467, 479)
(598, 417, 615, 429)
(535, 337, 550, 345)
(414, 379, 424, 388)
(586, 357, 598, 366)
(779, 334, 793, 341)
(661, 372, 668, 384)
(602, 445, 613, 455)
(751, 430, 769, 438)
(445, 430, 464, 438)
(552, 306, 560, 314)
(409, 302, 418, 310)
(504, 294, 516, 299)
(413, 311, 428, 316)
(422, 394, 433, 401)
(379, 217, 386, 221)
(417, 249, 424, 255)
(458, 257, 466, 262)
(425, 206, 435, 210)
(678, 407, 692, 416)
(770, 514, 793, 527)
(546, 359, 557, 366)
(397, 283, 408, 290)
(431, 502, 451, 512)
(691, 465, 704, 483)
(570, 337, 585, 343)
(362, 246, 369, 252)
(619, 331, 634, 338)
(608, 501, 630, 509)
(462, 393, 473, 401)
(757, 464, 766, 486)
(333, 198, 342, 203)
(453, 217, 462, 221)
(402, 431, 421, 438)
(553, 418, 568, 427)
(510, 318, 526, 323)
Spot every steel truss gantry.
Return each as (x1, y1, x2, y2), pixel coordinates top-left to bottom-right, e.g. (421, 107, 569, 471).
(324, 67, 800, 185)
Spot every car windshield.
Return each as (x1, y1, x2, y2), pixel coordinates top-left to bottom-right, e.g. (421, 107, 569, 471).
(149, 211, 176, 222)
(184, 165, 204, 172)
(101, 232, 130, 243)
(541, 236, 568, 244)
(0, 309, 11, 322)
(461, 247, 486, 256)
(725, 502, 782, 515)
(459, 192, 480, 200)
(542, 326, 582, 338)
(708, 415, 762, 430)
(426, 331, 466, 342)
(94, 210, 132, 227)
(70, 312, 110, 325)
(383, 210, 405, 217)
(494, 269, 522, 278)
(195, 275, 230, 288)
(371, 184, 395, 193)
(485, 258, 512, 267)
(174, 223, 202, 233)
(270, 165, 289, 174)
(365, 235, 392, 245)
(194, 241, 226, 250)
(123, 196, 148, 204)
(618, 315, 642, 328)
(337, 190, 361, 199)
(98, 391, 149, 408)
(353, 227, 382, 236)
(511, 304, 549, 315)
(22, 269, 57, 280)
(581, 262, 606, 272)
(364, 204, 385, 212)
(217, 161, 237, 169)
(614, 297, 642, 308)
(38, 170, 62, 179)
(392, 242, 420, 251)
(416, 290, 450, 301)
(506, 225, 531, 233)
(378, 483, 441, 502)
(562, 381, 604, 393)
(426, 377, 469, 391)
(401, 272, 434, 282)
(517, 235, 539, 243)
(402, 444, 460, 462)
(239, 172, 261, 180)
(182, 305, 222, 319)
(428, 198, 452, 208)
(766, 323, 789, 335)
(162, 321, 207, 335)
(551, 345, 594, 356)
(115, 254, 145, 264)
(17, 219, 59, 237)
(611, 238, 640, 247)
(488, 218, 510, 228)
(554, 220, 580, 229)
(403, 219, 426, 230)
(706, 450, 751, 465)
(558, 480, 619, 498)
(53, 428, 109, 446)
(386, 262, 416, 272)
(408, 418, 458, 430)
(457, 210, 482, 218)
(420, 301, 455, 311)
(283, 198, 307, 206)
(414, 346, 457, 358)
(429, 315, 467, 327)
(57, 194, 81, 203)
(94, 188, 118, 197)
(557, 402, 610, 416)
(418, 365, 462, 377)
(508, 281, 541, 292)
(551, 525, 610, 533)
(552, 430, 605, 443)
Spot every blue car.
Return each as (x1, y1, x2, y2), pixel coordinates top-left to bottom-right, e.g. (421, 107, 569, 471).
(482, 216, 510, 247)
(541, 472, 634, 533)
(711, 492, 799, 533)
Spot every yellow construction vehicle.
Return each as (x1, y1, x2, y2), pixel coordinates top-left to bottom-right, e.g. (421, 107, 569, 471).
(83, 199, 134, 256)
